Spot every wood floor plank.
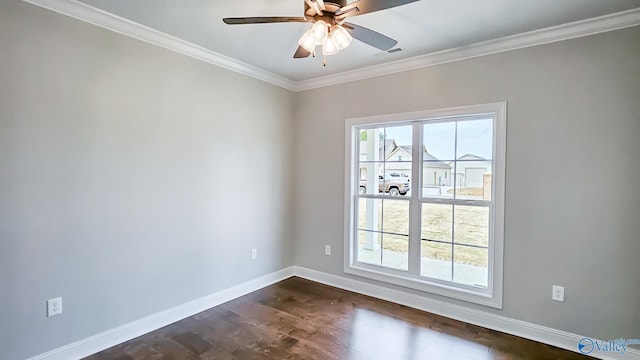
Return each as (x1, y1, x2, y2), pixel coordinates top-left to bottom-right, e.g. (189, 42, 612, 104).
(84, 277, 590, 359)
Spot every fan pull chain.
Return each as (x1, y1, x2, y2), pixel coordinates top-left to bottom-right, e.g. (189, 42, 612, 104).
(323, 56, 327, 67)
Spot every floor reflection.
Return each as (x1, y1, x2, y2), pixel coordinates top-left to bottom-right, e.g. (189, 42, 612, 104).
(348, 307, 492, 360)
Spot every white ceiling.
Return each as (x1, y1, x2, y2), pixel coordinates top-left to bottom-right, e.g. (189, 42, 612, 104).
(76, 0, 640, 82)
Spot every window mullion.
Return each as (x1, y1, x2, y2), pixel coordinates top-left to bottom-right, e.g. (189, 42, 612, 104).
(451, 121, 459, 282)
(408, 122, 422, 275)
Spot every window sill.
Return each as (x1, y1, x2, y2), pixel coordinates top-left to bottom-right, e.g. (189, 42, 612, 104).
(344, 263, 502, 309)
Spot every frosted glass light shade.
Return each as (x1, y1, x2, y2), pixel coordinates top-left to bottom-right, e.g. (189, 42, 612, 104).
(322, 33, 339, 56)
(310, 20, 329, 44)
(298, 29, 316, 52)
(331, 25, 352, 50)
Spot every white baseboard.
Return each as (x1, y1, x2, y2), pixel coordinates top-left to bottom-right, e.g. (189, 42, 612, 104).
(293, 266, 640, 360)
(28, 265, 639, 360)
(27, 266, 295, 360)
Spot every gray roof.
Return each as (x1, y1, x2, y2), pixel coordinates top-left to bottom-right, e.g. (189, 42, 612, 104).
(380, 139, 397, 159)
(398, 145, 451, 169)
(458, 154, 491, 162)
(358, 139, 396, 160)
(360, 139, 452, 169)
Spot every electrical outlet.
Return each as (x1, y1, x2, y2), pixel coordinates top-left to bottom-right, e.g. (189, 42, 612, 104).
(251, 248, 257, 260)
(47, 297, 62, 317)
(552, 285, 565, 302)
(324, 245, 331, 256)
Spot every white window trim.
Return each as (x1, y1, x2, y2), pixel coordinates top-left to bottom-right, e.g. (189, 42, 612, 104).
(343, 102, 506, 309)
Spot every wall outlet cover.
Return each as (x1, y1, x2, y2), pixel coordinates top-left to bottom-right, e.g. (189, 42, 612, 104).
(47, 297, 63, 317)
(552, 285, 565, 302)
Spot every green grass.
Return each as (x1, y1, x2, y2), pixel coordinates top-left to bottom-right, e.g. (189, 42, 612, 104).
(358, 198, 489, 267)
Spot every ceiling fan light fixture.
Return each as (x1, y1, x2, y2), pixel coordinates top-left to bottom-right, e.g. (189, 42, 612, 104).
(298, 29, 317, 52)
(310, 19, 329, 44)
(223, 0, 410, 65)
(322, 33, 339, 56)
(330, 24, 352, 50)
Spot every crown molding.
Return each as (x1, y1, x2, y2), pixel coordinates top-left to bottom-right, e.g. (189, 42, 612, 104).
(23, 0, 298, 91)
(23, 1, 640, 92)
(292, 7, 640, 91)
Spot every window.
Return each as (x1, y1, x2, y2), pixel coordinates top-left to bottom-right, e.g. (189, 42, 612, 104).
(344, 103, 506, 308)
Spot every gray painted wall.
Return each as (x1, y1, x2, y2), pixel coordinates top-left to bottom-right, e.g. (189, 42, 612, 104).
(0, 1, 295, 359)
(2, 0, 639, 358)
(293, 27, 640, 341)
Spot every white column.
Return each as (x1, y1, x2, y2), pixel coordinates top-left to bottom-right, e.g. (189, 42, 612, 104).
(364, 129, 380, 251)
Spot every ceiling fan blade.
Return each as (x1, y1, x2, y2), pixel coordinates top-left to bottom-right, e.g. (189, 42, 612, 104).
(294, 46, 312, 58)
(304, 0, 323, 15)
(343, 22, 398, 51)
(335, 0, 419, 18)
(223, 17, 307, 25)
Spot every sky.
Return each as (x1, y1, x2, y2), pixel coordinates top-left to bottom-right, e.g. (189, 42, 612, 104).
(381, 118, 493, 160)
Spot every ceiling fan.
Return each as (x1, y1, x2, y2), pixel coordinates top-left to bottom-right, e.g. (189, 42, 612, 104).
(223, 0, 419, 66)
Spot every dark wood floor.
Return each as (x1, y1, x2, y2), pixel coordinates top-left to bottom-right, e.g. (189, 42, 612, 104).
(85, 277, 589, 360)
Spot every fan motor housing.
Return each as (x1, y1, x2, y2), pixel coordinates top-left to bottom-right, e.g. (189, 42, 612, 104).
(305, 1, 348, 17)
(325, 1, 348, 8)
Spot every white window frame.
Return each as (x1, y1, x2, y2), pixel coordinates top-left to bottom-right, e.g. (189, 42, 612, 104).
(343, 102, 506, 308)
